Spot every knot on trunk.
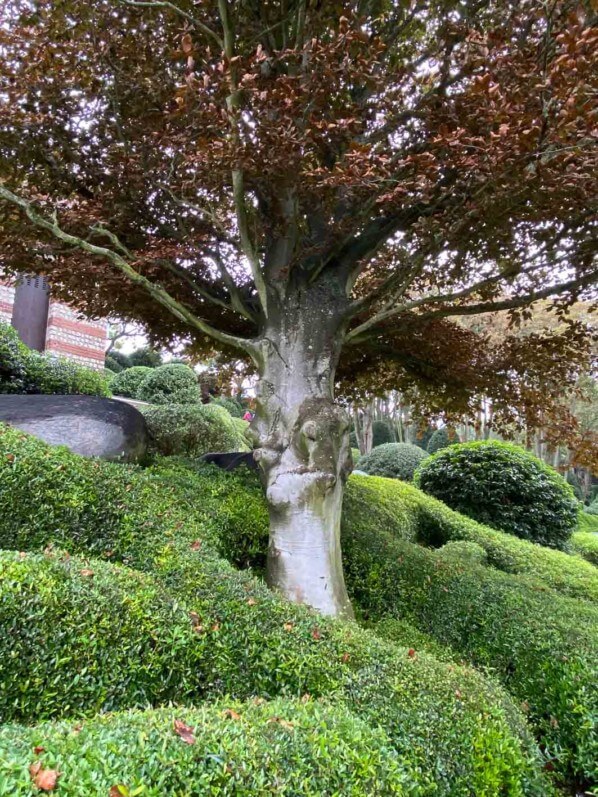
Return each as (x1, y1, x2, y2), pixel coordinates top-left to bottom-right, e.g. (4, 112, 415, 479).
(293, 398, 351, 481)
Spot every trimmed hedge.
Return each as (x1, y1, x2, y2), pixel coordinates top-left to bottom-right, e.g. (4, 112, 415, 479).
(137, 363, 201, 404)
(427, 427, 459, 454)
(211, 395, 245, 418)
(359, 442, 428, 481)
(0, 551, 203, 724)
(142, 403, 249, 457)
(111, 365, 153, 398)
(0, 426, 547, 795)
(0, 322, 110, 397)
(0, 701, 412, 795)
(571, 532, 598, 567)
(415, 441, 578, 549)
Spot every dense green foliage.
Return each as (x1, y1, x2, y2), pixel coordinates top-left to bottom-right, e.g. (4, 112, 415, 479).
(0, 551, 203, 724)
(110, 365, 153, 398)
(372, 419, 395, 447)
(211, 395, 245, 418)
(571, 531, 598, 567)
(142, 403, 249, 457)
(415, 441, 578, 549)
(0, 701, 410, 795)
(359, 442, 428, 480)
(0, 322, 110, 397)
(585, 498, 598, 516)
(137, 363, 201, 404)
(0, 425, 548, 796)
(427, 427, 459, 454)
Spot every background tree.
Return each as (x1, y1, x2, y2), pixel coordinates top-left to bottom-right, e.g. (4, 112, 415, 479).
(0, 0, 596, 616)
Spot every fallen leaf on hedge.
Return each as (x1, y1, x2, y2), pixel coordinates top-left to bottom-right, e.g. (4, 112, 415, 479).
(283, 622, 294, 631)
(408, 648, 416, 658)
(190, 540, 202, 551)
(246, 598, 257, 606)
(341, 652, 350, 663)
(19, 551, 27, 559)
(6, 453, 14, 462)
(455, 690, 462, 699)
(311, 627, 321, 640)
(80, 568, 94, 577)
(33, 746, 45, 755)
(173, 719, 196, 744)
(72, 724, 83, 734)
(109, 786, 130, 797)
(301, 693, 311, 703)
(211, 623, 220, 632)
(29, 762, 60, 791)
(223, 708, 241, 720)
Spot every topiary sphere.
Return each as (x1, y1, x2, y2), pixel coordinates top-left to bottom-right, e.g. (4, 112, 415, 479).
(427, 427, 459, 455)
(415, 440, 578, 550)
(111, 366, 153, 398)
(143, 403, 248, 457)
(372, 420, 394, 447)
(358, 443, 428, 481)
(137, 363, 200, 405)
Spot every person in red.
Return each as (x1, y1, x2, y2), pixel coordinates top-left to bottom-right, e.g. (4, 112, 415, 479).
(243, 410, 253, 422)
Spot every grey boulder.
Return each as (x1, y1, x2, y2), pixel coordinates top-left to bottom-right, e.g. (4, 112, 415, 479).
(0, 394, 148, 462)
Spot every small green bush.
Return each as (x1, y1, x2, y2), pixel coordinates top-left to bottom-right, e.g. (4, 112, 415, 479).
(586, 498, 598, 516)
(571, 531, 598, 567)
(211, 395, 245, 418)
(437, 540, 488, 566)
(143, 403, 248, 457)
(427, 427, 459, 455)
(359, 442, 428, 481)
(104, 354, 124, 372)
(128, 346, 162, 368)
(372, 419, 395, 447)
(111, 365, 153, 398)
(351, 447, 361, 465)
(578, 512, 598, 533)
(0, 701, 408, 796)
(0, 323, 29, 392)
(0, 322, 109, 396)
(138, 363, 200, 404)
(415, 441, 578, 549)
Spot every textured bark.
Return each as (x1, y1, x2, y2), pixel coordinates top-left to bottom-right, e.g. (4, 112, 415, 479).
(249, 283, 354, 618)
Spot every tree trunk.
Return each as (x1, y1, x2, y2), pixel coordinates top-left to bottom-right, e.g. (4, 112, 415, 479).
(249, 288, 354, 618)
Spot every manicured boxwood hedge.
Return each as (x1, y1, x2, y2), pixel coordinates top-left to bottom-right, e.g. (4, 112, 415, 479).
(0, 701, 408, 795)
(571, 531, 598, 567)
(142, 403, 249, 457)
(0, 550, 203, 724)
(0, 425, 547, 796)
(358, 442, 428, 480)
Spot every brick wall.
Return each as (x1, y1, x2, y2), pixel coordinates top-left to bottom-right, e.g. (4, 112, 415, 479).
(0, 278, 107, 370)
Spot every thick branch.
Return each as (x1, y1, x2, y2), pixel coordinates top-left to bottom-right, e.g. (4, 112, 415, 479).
(218, 0, 268, 314)
(0, 186, 257, 357)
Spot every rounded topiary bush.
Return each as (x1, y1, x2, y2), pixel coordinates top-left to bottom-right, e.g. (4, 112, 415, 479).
(0, 700, 406, 796)
(427, 427, 459, 455)
(437, 540, 488, 566)
(111, 365, 153, 398)
(359, 443, 428, 481)
(415, 441, 578, 549)
(143, 403, 248, 457)
(138, 363, 200, 404)
(372, 419, 394, 447)
(211, 395, 245, 418)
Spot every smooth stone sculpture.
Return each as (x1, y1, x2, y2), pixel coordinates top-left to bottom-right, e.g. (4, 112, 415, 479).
(201, 451, 258, 471)
(0, 394, 148, 462)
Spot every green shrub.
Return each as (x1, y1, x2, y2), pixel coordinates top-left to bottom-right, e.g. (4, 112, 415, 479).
(427, 427, 459, 454)
(415, 441, 578, 549)
(0, 550, 204, 724)
(0, 700, 408, 796)
(372, 419, 395, 447)
(108, 350, 132, 370)
(341, 476, 598, 785)
(104, 354, 124, 372)
(351, 447, 361, 465)
(359, 442, 428, 481)
(0, 426, 547, 795)
(586, 498, 598, 516)
(128, 346, 162, 368)
(143, 403, 248, 457)
(0, 323, 110, 397)
(571, 532, 598, 567)
(231, 416, 251, 450)
(211, 395, 245, 418)
(437, 540, 488, 566)
(0, 323, 29, 392)
(111, 365, 153, 398)
(138, 363, 200, 404)
(578, 512, 598, 534)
